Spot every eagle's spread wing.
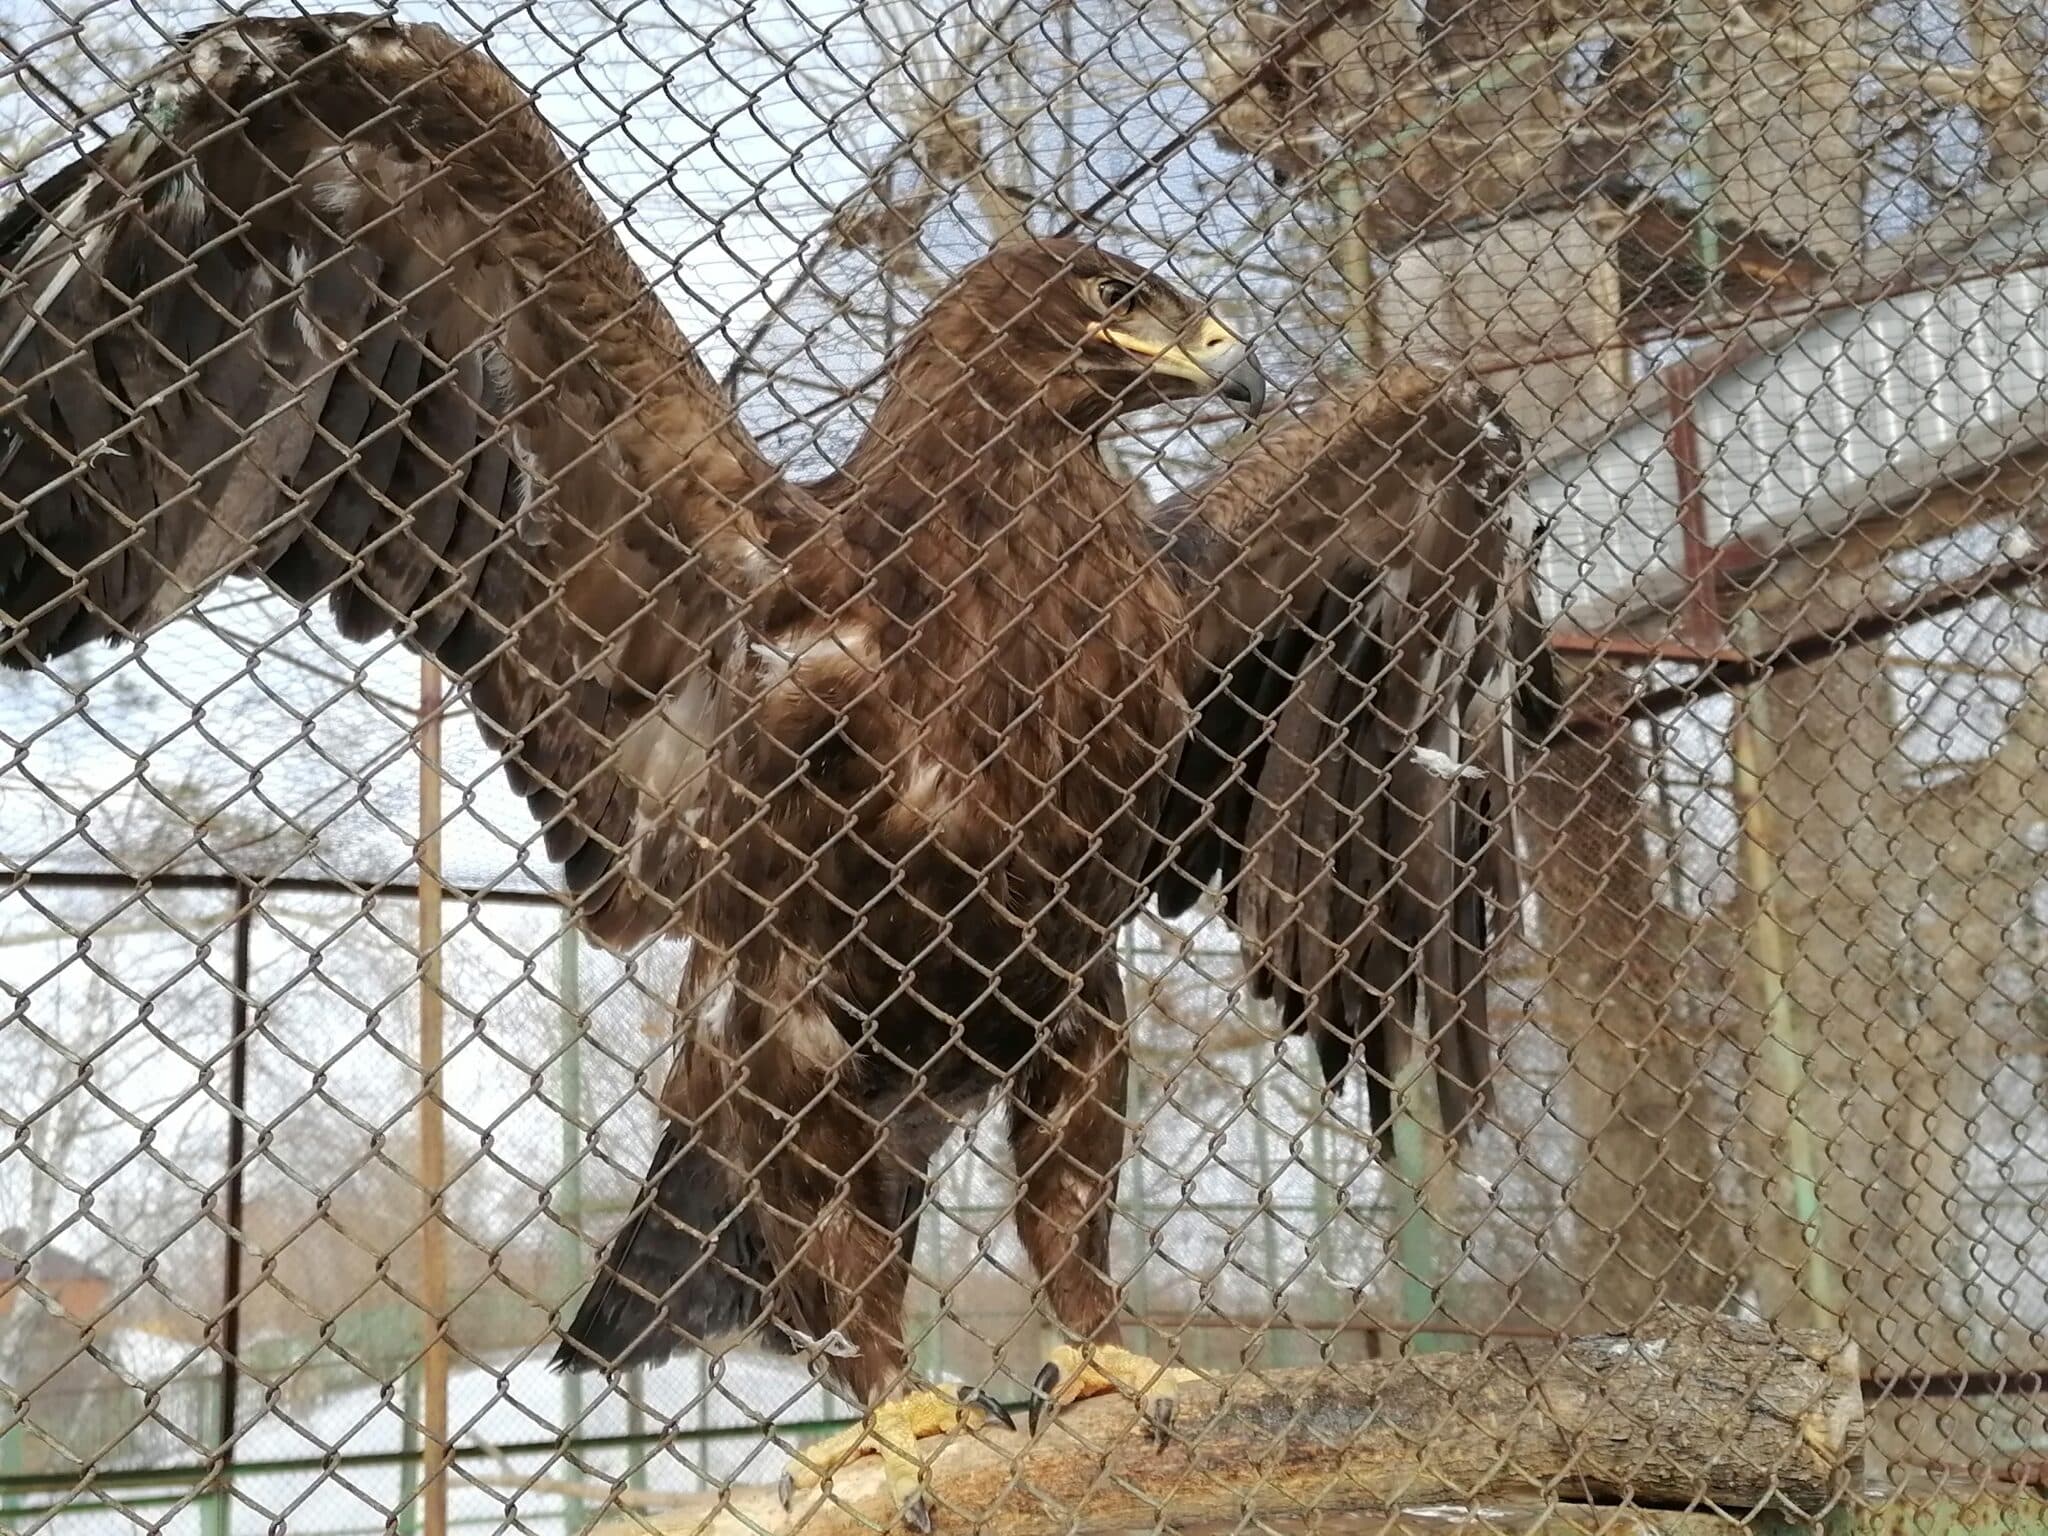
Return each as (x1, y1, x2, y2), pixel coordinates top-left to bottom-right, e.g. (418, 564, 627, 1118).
(0, 16, 799, 943)
(1148, 366, 1560, 1146)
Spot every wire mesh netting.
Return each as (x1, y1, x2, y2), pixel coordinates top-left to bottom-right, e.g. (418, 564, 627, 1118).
(0, 0, 2044, 1531)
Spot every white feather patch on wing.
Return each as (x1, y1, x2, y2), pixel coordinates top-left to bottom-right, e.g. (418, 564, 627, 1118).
(692, 978, 736, 1043)
(1413, 745, 1482, 782)
(0, 175, 104, 377)
(885, 749, 963, 838)
(618, 674, 719, 807)
(777, 1002, 850, 1071)
(282, 246, 323, 353)
(749, 621, 879, 683)
(302, 149, 364, 226)
(347, 26, 414, 65)
(777, 1324, 861, 1359)
(760, 951, 853, 1071)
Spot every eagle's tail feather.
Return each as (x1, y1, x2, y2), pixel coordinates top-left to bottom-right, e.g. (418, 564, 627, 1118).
(553, 1128, 773, 1374)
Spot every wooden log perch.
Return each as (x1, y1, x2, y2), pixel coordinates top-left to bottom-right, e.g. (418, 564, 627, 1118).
(592, 1306, 1863, 1536)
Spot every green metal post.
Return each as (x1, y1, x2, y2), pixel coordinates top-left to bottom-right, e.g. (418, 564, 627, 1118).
(200, 1463, 227, 1536)
(1674, 0, 1724, 279)
(0, 1399, 23, 1521)
(1729, 686, 1844, 1331)
(1257, 1038, 1283, 1373)
(1389, 1056, 1459, 1353)
(627, 1366, 649, 1495)
(1307, 1114, 1337, 1368)
(397, 1354, 422, 1536)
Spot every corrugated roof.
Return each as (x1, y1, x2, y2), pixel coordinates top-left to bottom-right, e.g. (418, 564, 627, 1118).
(1529, 196, 2048, 627)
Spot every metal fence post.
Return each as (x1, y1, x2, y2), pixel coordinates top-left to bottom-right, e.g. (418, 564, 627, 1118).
(1730, 684, 1845, 1332)
(202, 885, 255, 1536)
(557, 925, 586, 1532)
(416, 659, 451, 1536)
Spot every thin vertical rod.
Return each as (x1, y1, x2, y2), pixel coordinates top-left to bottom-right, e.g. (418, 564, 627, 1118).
(1332, 172, 1381, 370)
(1588, 218, 1634, 407)
(1307, 1112, 1338, 1368)
(1666, 376, 1724, 653)
(396, 1363, 422, 1536)
(556, 927, 586, 1532)
(416, 660, 451, 1536)
(1387, 1059, 1455, 1353)
(206, 888, 254, 1536)
(1673, 0, 1725, 276)
(1121, 922, 1146, 1361)
(1728, 686, 1843, 1330)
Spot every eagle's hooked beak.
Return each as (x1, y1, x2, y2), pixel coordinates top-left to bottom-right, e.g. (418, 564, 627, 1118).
(1098, 314, 1269, 415)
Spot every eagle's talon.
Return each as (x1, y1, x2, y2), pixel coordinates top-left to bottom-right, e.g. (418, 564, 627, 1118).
(1147, 1393, 1176, 1452)
(879, 1435, 933, 1535)
(1027, 1359, 1063, 1435)
(962, 1386, 1017, 1433)
(778, 1470, 796, 1511)
(1027, 1344, 1196, 1441)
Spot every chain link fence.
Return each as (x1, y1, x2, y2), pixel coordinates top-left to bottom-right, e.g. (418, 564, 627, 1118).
(0, 0, 2044, 1530)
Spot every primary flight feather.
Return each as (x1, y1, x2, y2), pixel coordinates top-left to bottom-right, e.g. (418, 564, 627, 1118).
(0, 15, 1557, 1521)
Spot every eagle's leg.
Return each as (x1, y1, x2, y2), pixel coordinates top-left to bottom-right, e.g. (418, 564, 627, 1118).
(1010, 964, 1199, 1450)
(774, 1160, 1011, 1532)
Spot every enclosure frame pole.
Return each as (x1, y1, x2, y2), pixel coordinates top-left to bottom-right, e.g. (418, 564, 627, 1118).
(397, 1361, 423, 1536)
(557, 926, 586, 1530)
(1661, 319, 1842, 1333)
(1728, 684, 1844, 1332)
(416, 661, 451, 1536)
(1120, 920, 1150, 1365)
(202, 888, 255, 1536)
(1307, 1112, 1337, 1368)
(1332, 171, 1381, 373)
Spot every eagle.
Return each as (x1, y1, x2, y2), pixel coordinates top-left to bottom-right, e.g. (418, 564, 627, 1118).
(0, 14, 1557, 1524)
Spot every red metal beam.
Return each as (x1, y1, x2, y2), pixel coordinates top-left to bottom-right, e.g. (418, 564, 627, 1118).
(1575, 541, 2048, 724)
(1548, 629, 1745, 661)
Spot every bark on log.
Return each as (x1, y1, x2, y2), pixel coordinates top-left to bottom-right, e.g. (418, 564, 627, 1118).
(591, 1306, 1863, 1536)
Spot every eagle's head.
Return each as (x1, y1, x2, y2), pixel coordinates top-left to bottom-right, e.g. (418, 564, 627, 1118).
(913, 238, 1268, 425)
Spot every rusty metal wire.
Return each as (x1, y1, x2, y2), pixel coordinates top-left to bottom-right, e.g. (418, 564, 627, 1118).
(0, 0, 2045, 1532)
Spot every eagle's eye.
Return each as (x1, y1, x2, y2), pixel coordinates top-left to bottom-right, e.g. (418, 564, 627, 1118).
(1094, 277, 1141, 312)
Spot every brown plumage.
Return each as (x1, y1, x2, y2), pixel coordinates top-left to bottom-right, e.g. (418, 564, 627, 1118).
(0, 13, 1556, 1506)
(1148, 376, 1559, 1146)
